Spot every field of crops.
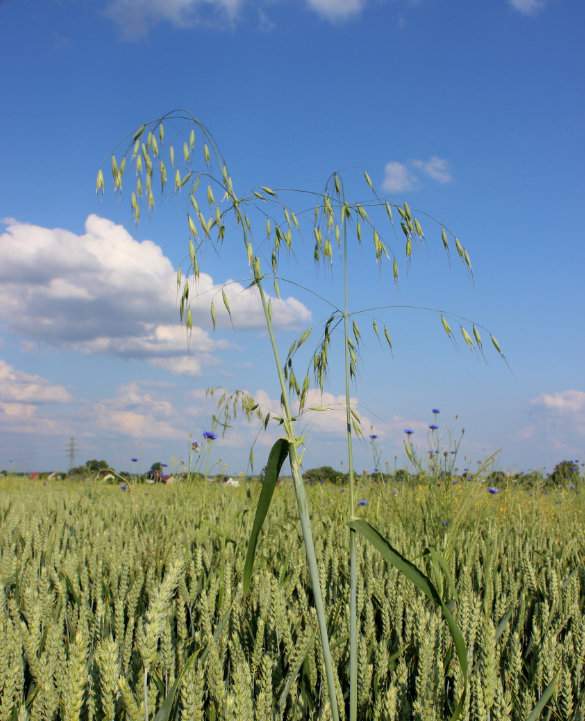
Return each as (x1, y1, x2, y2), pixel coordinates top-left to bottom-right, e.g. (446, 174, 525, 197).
(0, 477, 583, 721)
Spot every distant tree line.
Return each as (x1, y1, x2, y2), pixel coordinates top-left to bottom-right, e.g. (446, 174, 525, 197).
(300, 460, 582, 488)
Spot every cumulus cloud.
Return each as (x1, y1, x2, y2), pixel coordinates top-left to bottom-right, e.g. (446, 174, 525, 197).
(412, 156, 453, 184)
(533, 390, 585, 414)
(0, 215, 309, 376)
(382, 162, 418, 193)
(105, 0, 243, 37)
(0, 360, 71, 435)
(509, 0, 546, 15)
(305, 0, 366, 22)
(94, 382, 183, 439)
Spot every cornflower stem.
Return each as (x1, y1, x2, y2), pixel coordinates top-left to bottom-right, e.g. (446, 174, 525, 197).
(255, 272, 340, 721)
(342, 212, 359, 721)
(202, 442, 211, 481)
(187, 435, 192, 483)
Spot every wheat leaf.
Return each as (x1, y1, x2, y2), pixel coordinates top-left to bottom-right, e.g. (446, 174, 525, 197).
(243, 439, 290, 594)
(349, 519, 468, 720)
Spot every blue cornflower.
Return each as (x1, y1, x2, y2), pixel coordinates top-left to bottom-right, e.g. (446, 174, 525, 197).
(203, 431, 217, 441)
(429, 424, 439, 431)
(358, 499, 368, 507)
(404, 428, 414, 436)
(161, 463, 168, 468)
(369, 434, 379, 440)
(487, 486, 501, 495)
(432, 408, 440, 414)
(131, 458, 138, 462)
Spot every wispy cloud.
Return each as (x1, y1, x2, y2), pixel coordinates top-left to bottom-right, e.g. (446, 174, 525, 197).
(0, 360, 71, 404)
(508, 0, 547, 16)
(533, 390, 585, 414)
(0, 360, 71, 435)
(382, 156, 452, 193)
(382, 161, 418, 193)
(0, 215, 310, 376)
(529, 390, 585, 455)
(105, 0, 243, 37)
(104, 0, 379, 35)
(305, 0, 366, 22)
(94, 382, 183, 439)
(412, 156, 453, 184)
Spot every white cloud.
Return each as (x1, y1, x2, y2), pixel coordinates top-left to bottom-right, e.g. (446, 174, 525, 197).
(0, 360, 72, 404)
(0, 360, 70, 435)
(509, 0, 546, 15)
(150, 356, 204, 376)
(533, 390, 585, 414)
(382, 162, 417, 193)
(382, 156, 453, 193)
(305, 0, 366, 22)
(105, 0, 243, 37)
(530, 390, 585, 451)
(94, 382, 183, 439)
(412, 156, 453, 184)
(0, 215, 309, 376)
(0, 402, 63, 435)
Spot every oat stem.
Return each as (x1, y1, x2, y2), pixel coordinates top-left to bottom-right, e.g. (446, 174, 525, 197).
(342, 202, 359, 721)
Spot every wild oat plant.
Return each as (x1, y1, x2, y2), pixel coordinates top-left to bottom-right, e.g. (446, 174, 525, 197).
(87, 111, 566, 720)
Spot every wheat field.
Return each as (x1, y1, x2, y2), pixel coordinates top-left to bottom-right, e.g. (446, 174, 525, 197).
(0, 477, 583, 721)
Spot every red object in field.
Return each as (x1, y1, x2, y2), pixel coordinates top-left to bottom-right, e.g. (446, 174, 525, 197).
(30, 472, 39, 480)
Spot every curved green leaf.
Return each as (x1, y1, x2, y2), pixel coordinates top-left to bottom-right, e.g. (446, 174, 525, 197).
(348, 518, 468, 720)
(243, 438, 290, 594)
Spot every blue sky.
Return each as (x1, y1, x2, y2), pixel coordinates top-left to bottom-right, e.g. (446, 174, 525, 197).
(0, 0, 584, 474)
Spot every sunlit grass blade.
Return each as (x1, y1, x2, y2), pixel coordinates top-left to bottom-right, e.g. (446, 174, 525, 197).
(243, 438, 290, 594)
